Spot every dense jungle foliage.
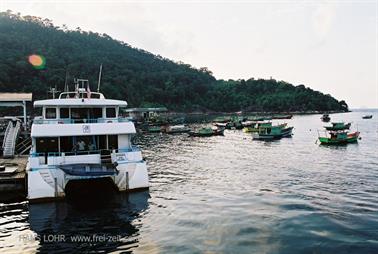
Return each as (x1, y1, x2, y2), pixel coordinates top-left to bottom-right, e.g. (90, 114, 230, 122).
(0, 11, 348, 112)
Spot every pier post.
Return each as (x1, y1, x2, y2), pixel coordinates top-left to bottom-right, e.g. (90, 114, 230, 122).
(125, 172, 129, 190)
(54, 177, 58, 197)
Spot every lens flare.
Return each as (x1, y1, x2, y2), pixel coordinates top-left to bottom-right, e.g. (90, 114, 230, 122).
(28, 54, 46, 69)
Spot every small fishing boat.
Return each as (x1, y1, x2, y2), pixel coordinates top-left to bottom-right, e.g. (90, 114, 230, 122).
(324, 122, 351, 131)
(272, 114, 293, 119)
(362, 115, 373, 119)
(214, 116, 243, 130)
(321, 114, 331, 122)
(213, 116, 232, 123)
(241, 120, 255, 127)
(213, 122, 228, 128)
(164, 124, 191, 134)
(247, 116, 272, 121)
(230, 120, 243, 130)
(252, 124, 293, 140)
(243, 122, 286, 133)
(189, 127, 224, 137)
(318, 131, 360, 145)
(146, 125, 162, 133)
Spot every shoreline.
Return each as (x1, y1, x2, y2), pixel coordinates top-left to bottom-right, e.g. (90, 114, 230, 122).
(166, 110, 350, 117)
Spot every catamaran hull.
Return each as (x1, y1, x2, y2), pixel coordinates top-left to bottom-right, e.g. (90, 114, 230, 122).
(27, 161, 149, 202)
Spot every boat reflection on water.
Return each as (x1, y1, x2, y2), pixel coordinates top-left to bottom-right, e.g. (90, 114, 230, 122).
(28, 182, 150, 253)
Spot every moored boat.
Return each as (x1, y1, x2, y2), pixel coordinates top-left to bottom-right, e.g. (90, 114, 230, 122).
(243, 122, 287, 133)
(214, 116, 243, 130)
(146, 125, 162, 133)
(252, 124, 293, 140)
(213, 116, 231, 123)
(271, 114, 293, 120)
(318, 131, 360, 145)
(246, 116, 272, 121)
(189, 127, 224, 137)
(321, 114, 331, 122)
(362, 115, 373, 119)
(324, 122, 351, 131)
(164, 124, 191, 134)
(27, 79, 149, 202)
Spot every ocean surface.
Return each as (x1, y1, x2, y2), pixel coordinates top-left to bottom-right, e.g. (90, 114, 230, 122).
(0, 110, 377, 254)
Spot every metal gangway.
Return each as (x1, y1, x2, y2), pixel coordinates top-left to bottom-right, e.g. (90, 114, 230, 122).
(2, 120, 21, 158)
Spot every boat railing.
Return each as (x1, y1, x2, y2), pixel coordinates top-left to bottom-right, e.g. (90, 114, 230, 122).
(33, 117, 130, 124)
(31, 147, 140, 158)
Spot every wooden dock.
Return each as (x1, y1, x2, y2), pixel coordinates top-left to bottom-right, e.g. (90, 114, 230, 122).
(0, 156, 27, 193)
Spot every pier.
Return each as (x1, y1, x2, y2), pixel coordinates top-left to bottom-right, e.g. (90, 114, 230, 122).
(0, 156, 27, 199)
(0, 93, 32, 198)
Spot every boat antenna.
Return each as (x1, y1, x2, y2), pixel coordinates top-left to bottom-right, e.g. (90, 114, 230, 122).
(64, 69, 69, 92)
(97, 64, 102, 92)
(48, 86, 60, 99)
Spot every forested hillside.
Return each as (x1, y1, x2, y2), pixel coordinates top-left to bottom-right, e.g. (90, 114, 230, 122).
(0, 11, 348, 112)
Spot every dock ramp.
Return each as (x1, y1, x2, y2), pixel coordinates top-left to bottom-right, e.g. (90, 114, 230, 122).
(2, 120, 21, 158)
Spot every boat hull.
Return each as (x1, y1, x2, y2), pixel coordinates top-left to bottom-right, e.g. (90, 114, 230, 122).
(166, 129, 191, 134)
(27, 161, 149, 202)
(188, 129, 224, 137)
(243, 127, 257, 133)
(319, 132, 360, 145)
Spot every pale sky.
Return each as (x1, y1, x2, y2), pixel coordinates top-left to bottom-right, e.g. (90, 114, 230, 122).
(1, 0, 377, 108)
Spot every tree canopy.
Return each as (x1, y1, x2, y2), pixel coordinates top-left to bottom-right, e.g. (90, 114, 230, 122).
(0, 11, 348, 112)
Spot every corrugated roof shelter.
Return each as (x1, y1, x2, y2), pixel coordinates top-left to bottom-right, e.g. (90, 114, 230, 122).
(0, 93, 33, 125)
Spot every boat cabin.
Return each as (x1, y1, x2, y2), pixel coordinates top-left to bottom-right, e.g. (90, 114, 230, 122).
(29, 82, 139, 168)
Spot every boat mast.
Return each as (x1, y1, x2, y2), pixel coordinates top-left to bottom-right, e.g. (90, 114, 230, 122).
(97, 64, 102, 92)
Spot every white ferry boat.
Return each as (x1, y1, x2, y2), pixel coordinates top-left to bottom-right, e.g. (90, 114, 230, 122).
(27, 79, 149, 202)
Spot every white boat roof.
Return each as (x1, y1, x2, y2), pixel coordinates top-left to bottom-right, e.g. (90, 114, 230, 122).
(34, 98, 127, 107)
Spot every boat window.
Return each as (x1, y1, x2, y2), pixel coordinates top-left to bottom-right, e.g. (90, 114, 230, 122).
(36, 137, 59, 153)
(60, 108, 70, 119)
(90, 108, 103, 119)
(106, 107, 116, 118)
(71, 108, 88, 122)
(98, 135, 107, 150)
(45, 108, 57, 119)
(108, 135, 118, 150)
(60, 136, 73, 152)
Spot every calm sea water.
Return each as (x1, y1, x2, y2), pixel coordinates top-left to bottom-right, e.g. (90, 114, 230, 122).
(0, 110, 377, 254)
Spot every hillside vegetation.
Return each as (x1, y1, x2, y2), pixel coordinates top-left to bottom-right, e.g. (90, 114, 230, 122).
(0, 11, 348, 112)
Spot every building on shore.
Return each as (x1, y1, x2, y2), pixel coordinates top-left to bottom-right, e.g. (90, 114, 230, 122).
(124, 107, 168, 123)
